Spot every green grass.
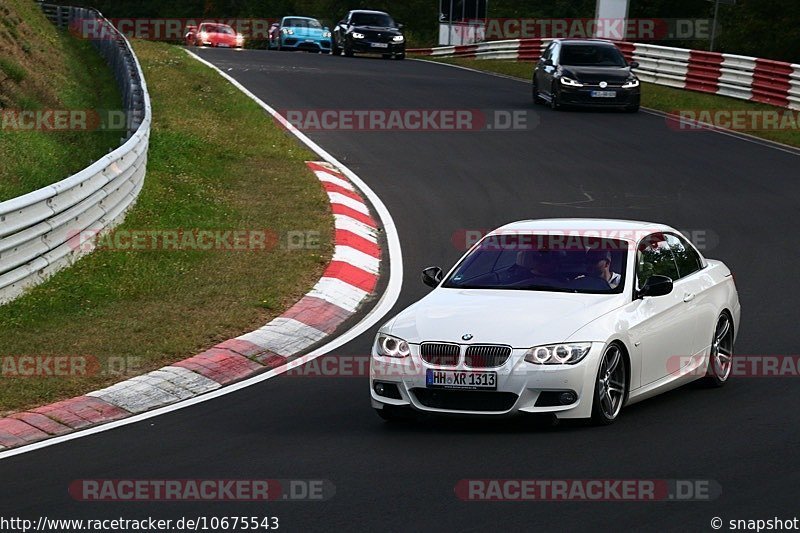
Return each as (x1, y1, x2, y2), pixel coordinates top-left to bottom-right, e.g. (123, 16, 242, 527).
(419, 56, 800, 149)
(0, 0, 122, 201)
(0, 41, 333, 413)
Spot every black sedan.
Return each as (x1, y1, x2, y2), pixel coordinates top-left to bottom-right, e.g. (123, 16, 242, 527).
(532, 39, 640, 112)
(332, 10, 405, 59)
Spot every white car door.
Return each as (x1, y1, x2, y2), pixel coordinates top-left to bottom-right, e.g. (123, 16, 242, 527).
(627, 233, 699, 387)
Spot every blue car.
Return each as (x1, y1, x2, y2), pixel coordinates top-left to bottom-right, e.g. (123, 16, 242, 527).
(269, 16, 331, 52)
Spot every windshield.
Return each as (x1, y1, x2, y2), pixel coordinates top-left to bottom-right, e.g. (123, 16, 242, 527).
(284, 18, 322, 29)
(202, 25, 234, 35)
(443, 234, 628, 294)
(351, 12, 395, 27)
(560, 44, 627, 67)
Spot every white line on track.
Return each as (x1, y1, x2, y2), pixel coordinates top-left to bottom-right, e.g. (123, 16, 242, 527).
(0, 49, 404, 461)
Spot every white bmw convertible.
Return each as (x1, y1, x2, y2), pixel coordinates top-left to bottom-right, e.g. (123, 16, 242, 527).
(370, 219, 740, 425)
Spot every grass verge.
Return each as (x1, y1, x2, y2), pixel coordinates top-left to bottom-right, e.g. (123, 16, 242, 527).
(419, 56, 800, 149)
(0, 0, 122, 201)
(0, 41, 333, 413)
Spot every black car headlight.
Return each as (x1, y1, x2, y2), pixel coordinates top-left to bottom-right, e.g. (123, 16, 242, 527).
(560, 76, 584, 88)
(524, 343, 592, 365)
(352, 32, 365, 39)
(622, 78, 640, 89)
(392, 35, 404, 42)
(376, 334, 411, 358)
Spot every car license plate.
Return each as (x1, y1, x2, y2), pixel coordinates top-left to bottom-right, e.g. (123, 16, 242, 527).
(305, 39, 314, 43)
(218, 43, 230, 48)
(590, 90, 616, 98)
(371, 42, 389, 48)
(426, 369, 497, 390)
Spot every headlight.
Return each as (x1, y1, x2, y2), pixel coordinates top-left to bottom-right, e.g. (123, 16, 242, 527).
(622, 78, 640, 89)
(560, 76, 583, 87)
(392, 35, 404, 42)
(323, 31, 331, 38)
(376, 334, 411, 358)
(352, 32, 365, 39)
(524, 343, 592, 365)
(236, 34, 244, 42)
(200, 31, 208, 40)
(282, 28, 294, 35)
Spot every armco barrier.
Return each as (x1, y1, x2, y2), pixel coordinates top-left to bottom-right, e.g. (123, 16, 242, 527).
(0, 5, 151, 304)
(409, 39, 800, 111)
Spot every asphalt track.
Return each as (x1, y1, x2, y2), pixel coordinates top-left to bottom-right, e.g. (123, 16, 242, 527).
(2, 49, 800, 532)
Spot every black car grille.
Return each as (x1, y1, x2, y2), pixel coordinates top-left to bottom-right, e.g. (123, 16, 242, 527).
(464, 345, 512, 368)
(412, 389, 518, 412)
(420, 343, 460, 366)
(362, 30, 393, 43)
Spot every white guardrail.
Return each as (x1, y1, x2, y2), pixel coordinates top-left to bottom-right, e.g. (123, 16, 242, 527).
(410, 38, 800, 111)
(0, 5, 151, 304)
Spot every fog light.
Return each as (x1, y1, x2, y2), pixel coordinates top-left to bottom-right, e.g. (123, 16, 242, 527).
(558, 391, 577, 405)
(373, 381, 402, 400)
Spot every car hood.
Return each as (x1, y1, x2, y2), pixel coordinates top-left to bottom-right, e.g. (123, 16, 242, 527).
(287, 27, 326, 37)
(351, 25, 402, 35)
(385, 288, 624, 348)
(560, 66, 633, 84)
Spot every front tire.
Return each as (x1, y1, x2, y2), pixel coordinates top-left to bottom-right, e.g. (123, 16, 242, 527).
(591, 343, 627, 425)
(532, 79, 544, 104)
(550, 84, 561, 110)
(344, 40, 354, 57)
(703, 313, 734, 387)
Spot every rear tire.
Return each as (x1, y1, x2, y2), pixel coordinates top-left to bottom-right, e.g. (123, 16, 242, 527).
(703, 313, 734, 387)
(591, 343, 627, 425)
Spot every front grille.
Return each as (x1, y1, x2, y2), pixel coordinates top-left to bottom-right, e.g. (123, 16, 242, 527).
(464, 345, 512, 368)
(412, 389, 518, 412)
(363, 30, 392, 42)
(420, 343, 460, 366)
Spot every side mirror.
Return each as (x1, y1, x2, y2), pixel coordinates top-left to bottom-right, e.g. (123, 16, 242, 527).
(638, 275, 673, 298)
(542, 58, 553, 66)
(629, 60, 639, 69)
(422, 266, 444, 288)
(324, 26, 329, 31)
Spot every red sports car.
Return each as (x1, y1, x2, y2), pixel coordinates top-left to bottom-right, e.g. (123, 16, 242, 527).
(192, 23, 244, 48)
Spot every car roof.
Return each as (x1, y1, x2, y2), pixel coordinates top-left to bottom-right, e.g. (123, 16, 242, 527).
(552, 39, 616, 46)
(349, 10, 390, 15)
(489, 219, 677, 241)
(283, 16, 317, 21)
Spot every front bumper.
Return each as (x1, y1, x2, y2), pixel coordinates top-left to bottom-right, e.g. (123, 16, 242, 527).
(350, 39, 405, 55)
(370, 342, 605, 419)
(282, 37, 331, 51)
(558, 84, 640, 107)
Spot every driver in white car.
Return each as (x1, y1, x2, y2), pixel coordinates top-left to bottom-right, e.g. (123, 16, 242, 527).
(582, 249, 621, 289)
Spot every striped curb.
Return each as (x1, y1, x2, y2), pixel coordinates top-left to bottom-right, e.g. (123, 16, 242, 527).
(0, 161, 382, 449)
